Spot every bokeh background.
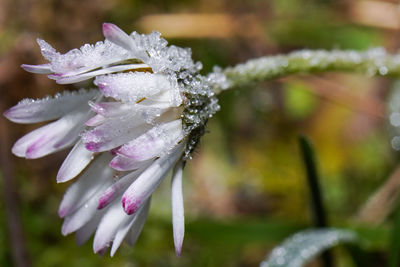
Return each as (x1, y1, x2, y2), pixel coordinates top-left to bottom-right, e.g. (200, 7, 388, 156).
(1, 0, 400, 266)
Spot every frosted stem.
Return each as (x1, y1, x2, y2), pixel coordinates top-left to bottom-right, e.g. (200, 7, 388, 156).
(210, 48, 400, 94)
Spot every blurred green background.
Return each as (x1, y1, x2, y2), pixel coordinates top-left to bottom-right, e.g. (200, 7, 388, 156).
(1, 0, 400, 266)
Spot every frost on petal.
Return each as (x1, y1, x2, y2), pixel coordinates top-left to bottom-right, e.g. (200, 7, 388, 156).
(82, 112, 152, 152)
(171, 161, 185, 257)
(58, 153, 113, 218)
(35, 38, 131, 79)
(57, 139, 94, 183)
(139, 88, 182, 108)
(110, 198, 151, 256)
(51, 64, 149, 84)
(103, 23, 134, 52)
(11, 108, 89, 159)
(118, 119, 183, 161)
(122, 142, 184, 215)
(37, 39, 59, 61)
(4, 89, 98, 124)
(95, 72, 173, 103)
(89, 101, 133, 118)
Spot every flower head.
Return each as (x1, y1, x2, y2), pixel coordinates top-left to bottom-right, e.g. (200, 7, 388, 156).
(5, 23, 220, 256)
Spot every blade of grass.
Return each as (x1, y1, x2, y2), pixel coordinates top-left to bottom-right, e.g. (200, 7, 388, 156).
(260, 228, 357, 267)
(298, 135, 370, 267)
(389, 204, 400, 267)
(298, 135, 333, 267)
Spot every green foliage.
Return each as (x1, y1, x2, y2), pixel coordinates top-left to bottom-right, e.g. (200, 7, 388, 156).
(260, 229, 357, 267)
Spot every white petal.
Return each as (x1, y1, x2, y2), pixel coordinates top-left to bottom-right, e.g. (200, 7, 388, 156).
(61, 183, 110, 236)
(97, 167, 145, 209)
(102, 23, 134, 52)
(92, 202, 132, 253)
(122, 142, 184, 215)
(88, 101, 132, 117)
(75, 211, 105, 245)
(109, 155, 153, 171)
(58, 153, 113, 218)
(118, 120, 183, 161)
(85, 114, 106, 127)
(51, 64, 149, 84)
(57, 139, 94, 183)
(139, 87, 183, 108)
(171, 161, 185, 257)
(94, 72, 172, 103)
(4, 89, 97, 124)
(110, 198, 151, 256)
(125, 198, 151, 246)
(11, 108, 89, 159)
(82, 112, 152, 152)
(21, 63, 52, 74)
(38, 38, 130, 77)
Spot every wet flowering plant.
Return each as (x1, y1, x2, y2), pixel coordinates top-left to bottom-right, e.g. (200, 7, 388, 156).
(4, 23, 220, 256)
(8, 21, 400, 265)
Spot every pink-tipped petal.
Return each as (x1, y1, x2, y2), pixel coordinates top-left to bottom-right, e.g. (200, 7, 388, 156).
(21, 63, 52, 74)
(57, 140, 93, 183)
(4, 89, 97, 124)
(89, 101, 132, 117)
(97, 169, 143, 210)
(109, 155, 151, 171)
(86, 114, 106, 127)
(81, 112, 151, 153)
(102, 23, 133, 51)
(125, 198, 151, 246)
(121, 143, 184, 215)
(58, 154, 113, 218)
(118, 120, 183, 161)
(171, 161, 185, 257)
(12, 109, 87, 159)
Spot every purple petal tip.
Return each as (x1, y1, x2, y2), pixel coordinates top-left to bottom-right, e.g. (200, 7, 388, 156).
(3, 108, 12, 120)
(58, 208, 67, 218)
(175, 248, 182, 258)
(97, 193, 114, 210)
(123, 199, 141, 215)
(102, 23, 117, 36)
(85, 142, 100, 152)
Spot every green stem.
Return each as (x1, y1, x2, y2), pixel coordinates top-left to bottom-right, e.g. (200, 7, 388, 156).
(210, 48, 400, 94)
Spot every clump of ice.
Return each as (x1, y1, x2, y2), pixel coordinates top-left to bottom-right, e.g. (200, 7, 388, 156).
(37, 39, 131, 75)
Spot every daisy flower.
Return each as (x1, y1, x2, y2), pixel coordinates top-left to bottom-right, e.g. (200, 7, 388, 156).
(4, 23, 220, 256)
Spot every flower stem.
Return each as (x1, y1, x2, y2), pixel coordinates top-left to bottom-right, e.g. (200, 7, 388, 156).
(211, 48, 400, 93)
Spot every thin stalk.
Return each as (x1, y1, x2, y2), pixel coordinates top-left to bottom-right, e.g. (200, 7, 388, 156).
(211, 49, 400, 93)
(298, 135, 333, 267)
